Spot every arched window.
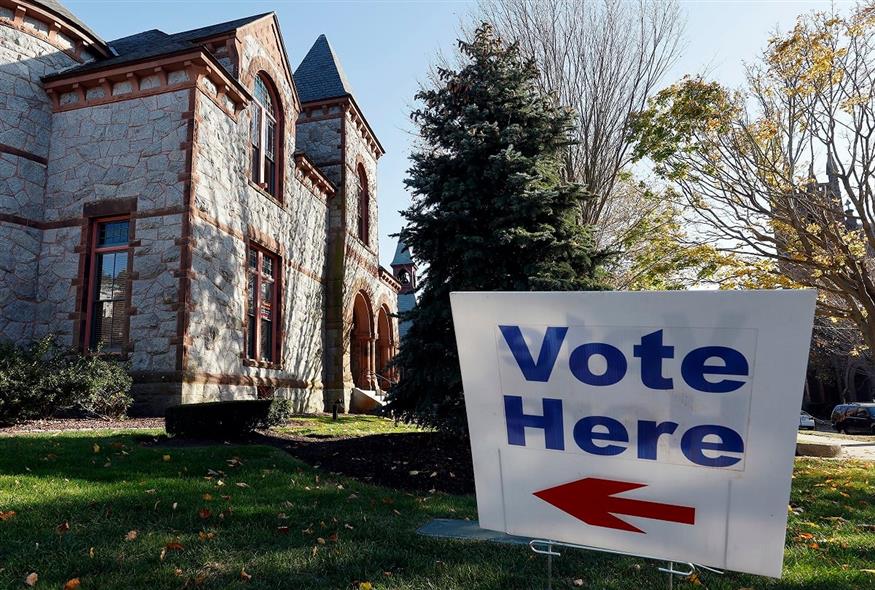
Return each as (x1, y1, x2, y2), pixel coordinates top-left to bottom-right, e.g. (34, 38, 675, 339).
(356, 165, 369, 243)
(251, 73, 281, 198)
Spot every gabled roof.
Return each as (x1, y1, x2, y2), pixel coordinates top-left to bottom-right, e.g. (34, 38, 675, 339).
(293, 34, 354, 103)
(391, 240, 413, 267)
(45, 13, 271, 80)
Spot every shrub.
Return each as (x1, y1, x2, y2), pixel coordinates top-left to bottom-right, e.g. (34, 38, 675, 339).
(0, 336, 133, 425)
(264, 398, 295, 427)
(165, 399, 273, 438)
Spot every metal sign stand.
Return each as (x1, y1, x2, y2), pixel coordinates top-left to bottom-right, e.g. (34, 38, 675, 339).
(529, 539, 724, 590)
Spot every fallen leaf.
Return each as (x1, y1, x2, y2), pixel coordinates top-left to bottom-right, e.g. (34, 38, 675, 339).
(328, 532, 338, 542)
(163, 455, 171, 462)
(358, 583, 373, 590)
(25, 572, 38, 586)
(125, 530, 138, 541)
(202, 493, 213, 501)
(56, 521, 70, 534)
(88, 547, 94, 559)
(198, 508, 211, 520)
(0, 510, 15, 521)
(277, 526, 290, 534)
(573, 580, 584, 587)
(166, 542, 184, 551)
(63, 578, 81, 590)
(93, 443, 100, 454)
(159, 548, 166, 561)
(317, 537, 326, 545)
(198, 531, 216, 542)
(235, 482, 250, 488)
(240, 569, 252, 582)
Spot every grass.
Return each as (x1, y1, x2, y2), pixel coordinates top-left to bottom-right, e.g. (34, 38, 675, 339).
(0, 425, 872, 589)
(277, 414, 427, 437)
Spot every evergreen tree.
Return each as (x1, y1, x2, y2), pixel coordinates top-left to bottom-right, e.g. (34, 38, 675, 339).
(386, 24, 605, 433)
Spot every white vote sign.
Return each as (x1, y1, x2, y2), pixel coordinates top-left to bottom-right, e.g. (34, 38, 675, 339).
(450, 290, 816, 578)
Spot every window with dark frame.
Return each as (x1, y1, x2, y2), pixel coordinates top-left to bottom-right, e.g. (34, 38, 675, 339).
(356, 166, 369, 243)
(250, 74, 280, 198)
(85, 218, 130, 352)
(246, 245, 280, 363)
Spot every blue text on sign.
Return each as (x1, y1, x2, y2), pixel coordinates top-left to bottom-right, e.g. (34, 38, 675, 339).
(498, 326, 748, 468)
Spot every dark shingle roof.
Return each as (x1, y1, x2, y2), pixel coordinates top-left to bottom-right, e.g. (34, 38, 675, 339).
(44, 13, 271, 80)
(170, 13, 272, 43)
(293, 34, 354, 103)
(391, 240, 413, 267)
(35, 0, 106, 47)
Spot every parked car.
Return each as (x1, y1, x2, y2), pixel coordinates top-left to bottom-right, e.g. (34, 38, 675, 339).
(831, 403, 875, 434)
(799, 411, 815, 430)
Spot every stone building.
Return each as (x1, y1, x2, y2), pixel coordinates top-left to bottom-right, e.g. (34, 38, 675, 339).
(0, 0, 402, 413)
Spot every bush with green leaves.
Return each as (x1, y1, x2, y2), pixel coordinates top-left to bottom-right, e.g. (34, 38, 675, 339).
(264, 398, 295, 427)
(0, 336, 133, 425)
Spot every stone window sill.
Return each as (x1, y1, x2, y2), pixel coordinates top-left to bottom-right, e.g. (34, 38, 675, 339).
(247, 180, 285, 209)
(243, 358, 284, 370)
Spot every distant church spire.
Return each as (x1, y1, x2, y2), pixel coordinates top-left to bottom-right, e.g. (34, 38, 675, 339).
(391, 239, 417, 339)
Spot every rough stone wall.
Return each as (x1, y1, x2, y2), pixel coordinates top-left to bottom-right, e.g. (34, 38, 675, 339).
(296, 114, 342, 184)
(0, 22, 78, 341)
(36, 91, 190, 366)
(340, 109, 383, 376)
(187, 80, 328, 411)
(44, 91, 189, 220)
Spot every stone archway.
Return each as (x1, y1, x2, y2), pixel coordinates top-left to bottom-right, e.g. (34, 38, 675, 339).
(350, 291, 375, 390)
(376, 305, 394, 387)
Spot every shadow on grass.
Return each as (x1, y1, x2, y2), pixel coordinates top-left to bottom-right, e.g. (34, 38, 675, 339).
(0, 434, 872, 589)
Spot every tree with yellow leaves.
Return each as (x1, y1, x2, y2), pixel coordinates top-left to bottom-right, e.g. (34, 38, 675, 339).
(632, 5, 875, 364)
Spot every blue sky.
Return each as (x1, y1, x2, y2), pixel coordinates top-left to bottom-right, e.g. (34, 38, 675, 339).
(65, 0, 838, 267)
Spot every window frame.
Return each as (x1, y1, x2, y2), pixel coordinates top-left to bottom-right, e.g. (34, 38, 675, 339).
(244, 243, 282, 365)
(83, 215, 132, 354)
(356, 165, 370, 244)
(250, 73, 282, 201)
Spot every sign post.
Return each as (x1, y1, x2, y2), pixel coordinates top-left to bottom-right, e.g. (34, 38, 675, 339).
(450, 290, 816, 579)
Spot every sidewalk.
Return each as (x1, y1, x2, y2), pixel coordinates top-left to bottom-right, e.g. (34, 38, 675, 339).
(797, 432, 875, 460)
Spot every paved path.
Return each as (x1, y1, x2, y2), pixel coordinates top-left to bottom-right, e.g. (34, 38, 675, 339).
(797, 433, 875, 461)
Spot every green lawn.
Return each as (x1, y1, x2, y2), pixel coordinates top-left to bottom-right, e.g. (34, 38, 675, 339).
(0, 427, 872, 589)
(277, 414, 426, 437)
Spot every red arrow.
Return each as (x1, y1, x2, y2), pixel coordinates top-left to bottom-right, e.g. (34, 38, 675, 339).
(533, 477, 695, 534)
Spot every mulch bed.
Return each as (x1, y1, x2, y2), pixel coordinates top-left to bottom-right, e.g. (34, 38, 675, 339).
(0, 417, 164, 434)
(268, 431, 476, 495)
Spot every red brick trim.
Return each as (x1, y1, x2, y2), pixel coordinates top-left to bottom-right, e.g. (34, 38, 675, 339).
(192, 208, 325, 285)
(0, 205, 184, 230)
(43, 50, 250, 115)
(0, 0, 109, 62)
(300, 96, 384, 158)
(242, 65, 287, 205)
(175, 88, 198, 371)
(378, 266, 402, 293)
(130, 371, 316, 389)
(0, 143, 47, 165)
(293, 152, 335, 199)
(73, 211, 137, 355)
